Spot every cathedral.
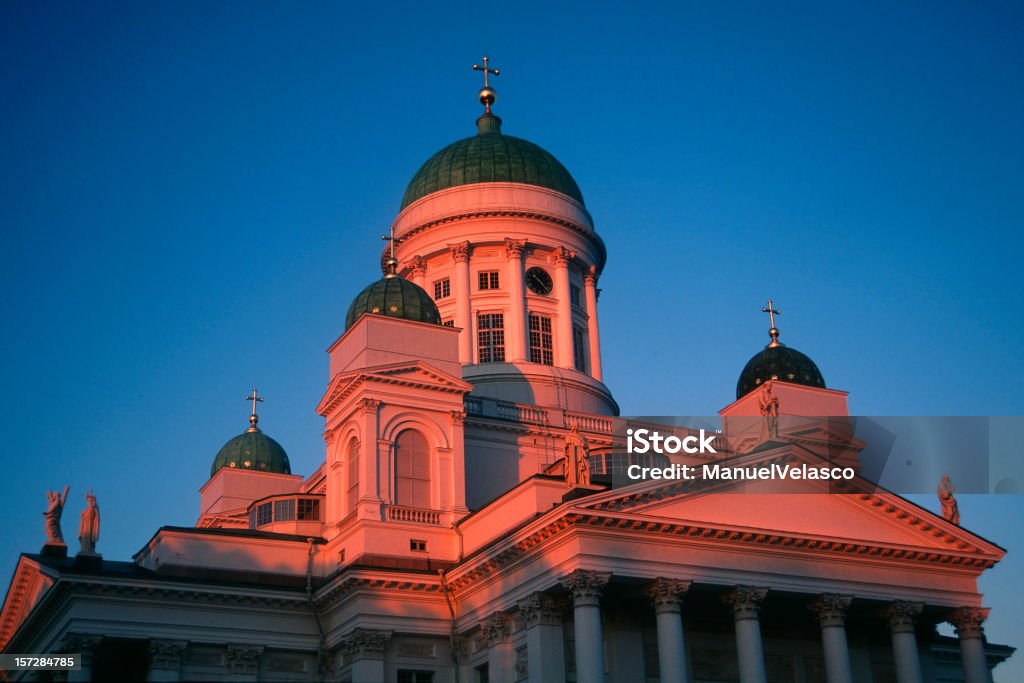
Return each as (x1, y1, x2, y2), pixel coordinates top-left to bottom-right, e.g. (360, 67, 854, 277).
(0, 63, 1013, 683)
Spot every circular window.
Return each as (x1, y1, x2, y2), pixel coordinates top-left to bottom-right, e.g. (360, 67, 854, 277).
(525, 267, 553, 295)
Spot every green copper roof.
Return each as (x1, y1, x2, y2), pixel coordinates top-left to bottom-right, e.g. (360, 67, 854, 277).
(400, 114, 584, 209)
(736, 344, 826, 399)
(345, 275, 442, 330)
(211, 429, 291, 478)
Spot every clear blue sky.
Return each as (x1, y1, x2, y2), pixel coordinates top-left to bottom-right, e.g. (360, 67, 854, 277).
(1, 1, 1021, 678)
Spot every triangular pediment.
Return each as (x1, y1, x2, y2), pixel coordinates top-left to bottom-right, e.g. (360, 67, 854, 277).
(575, 446, 1004, 567)
(0, 556, 58, 650)
(318, 361, 473, 416)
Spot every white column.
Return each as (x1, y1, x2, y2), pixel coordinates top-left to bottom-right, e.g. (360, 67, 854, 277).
(553, 246, 576, 369)
(583, 265, 603, 381)
(723, 586, 768, 683)
(886, 601, 924, 683)
(409, 255, 427, 289)
(520, 593, 566, 682)
(451, 241, 472, 363)
(561, 569, 610, 683)
(949, 607, 992, 683)
(62, 634, 102, 683)
(341, 630, 390, 683)
(647, 578, 692, 683)
(483, 612, 514, 682)
(357, 398, 382, 517)
(148, 639, 187, 682)
(505, 238, 528, 362)
(809, 594, 853, 683)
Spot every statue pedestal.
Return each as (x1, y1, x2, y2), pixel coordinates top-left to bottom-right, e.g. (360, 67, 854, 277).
(75, 553, 102, 569)
(40, 542, 67, 558)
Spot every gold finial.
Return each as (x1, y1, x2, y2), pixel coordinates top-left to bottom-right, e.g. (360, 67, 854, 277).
(473, 56, 500, 114)
(762, 299, 782, 348)
(245, 388, 264, 432)
(381, 224, 401, 278)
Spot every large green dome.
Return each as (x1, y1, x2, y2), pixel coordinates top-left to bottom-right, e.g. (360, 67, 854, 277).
(345, 275, 442, 330)
(736, 343, 826, 399)
(400, 114, 584, 210)
(211, 429, 291, 477)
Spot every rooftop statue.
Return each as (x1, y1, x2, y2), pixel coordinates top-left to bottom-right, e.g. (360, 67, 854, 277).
(43, 485, 69, 546)
(78, 490, 100, 556)
(938, 474, 960, 525)
(565, 424, 591, 489)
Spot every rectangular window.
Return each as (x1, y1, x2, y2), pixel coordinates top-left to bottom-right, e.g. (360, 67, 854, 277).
(410, 539, 427, 552)
(570, 284, 581, 307)
(398, 672, 435, 683)
(347, 451, 360, 512)
(477, 313, 505, 363)
(256, 502, 272, 527)
(529, 314, 554, 366)
(442, 319, 455, 327)
(433, 278, 451, 300)
(573, 326, 587, 372)
(297, 498, 321, 521)
(273, 498, 295, 522)
(478, 270, 500, 290)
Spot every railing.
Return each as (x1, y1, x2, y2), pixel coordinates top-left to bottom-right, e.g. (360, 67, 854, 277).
(385, 505, 441, 525)
(465, 397, 483, 416)
(564, 412, 614, 434)
(496, 401, 549, 425)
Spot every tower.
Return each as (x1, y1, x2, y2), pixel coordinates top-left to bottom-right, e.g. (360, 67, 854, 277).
(385, 58, 617, 417)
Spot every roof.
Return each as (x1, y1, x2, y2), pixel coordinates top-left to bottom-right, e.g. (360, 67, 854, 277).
(400, 113, 584, 209)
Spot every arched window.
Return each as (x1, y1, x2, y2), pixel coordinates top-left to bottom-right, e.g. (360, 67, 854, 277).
(394, 430, 430, 508)
(346, 438, 360, 512)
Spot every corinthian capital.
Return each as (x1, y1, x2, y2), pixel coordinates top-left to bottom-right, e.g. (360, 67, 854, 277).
(409, 255, 427, 276)
(481, 612, 509, 646)
(560, 569, 611, 606)
(518, 593, 566, 627)
(504, 238, 527, 258)
(884, 601, 923, 634)
(808, 594, 852, 628)
(359, 398, 381, 414)
(646, 578, 692, 614)
(948, 606, 990, 639)
(553, 246, 576, 266)
(340, 628, 392, 659)
(723, 585, 768, 621)
(450, 241, 471, 263)
(583, 264, 599, 286)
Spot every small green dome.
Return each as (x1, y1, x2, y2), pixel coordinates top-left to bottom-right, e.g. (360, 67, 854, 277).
(345, 275, 442, 330)
(401, 114, 584, 210)
(211, 429, 291, 478)
(736, 344, 826, 399)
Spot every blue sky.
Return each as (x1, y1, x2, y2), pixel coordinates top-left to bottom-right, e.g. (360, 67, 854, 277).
(1, 1, 1022, 678)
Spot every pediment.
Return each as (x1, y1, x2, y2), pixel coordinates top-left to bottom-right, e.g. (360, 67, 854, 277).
(576, 447, 1003, 566)
(0, 556, 57, 650)
(318, 361, 473, 416)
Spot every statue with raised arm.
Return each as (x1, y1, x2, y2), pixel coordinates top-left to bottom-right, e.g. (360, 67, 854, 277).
(78, 490, 100, 556)
(938, 474, 960, 525)
(44, 486, 69, 545)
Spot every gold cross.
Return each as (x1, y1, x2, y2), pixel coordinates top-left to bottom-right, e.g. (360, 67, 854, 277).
(380, 224, 402, 260)
(762, 299, 780, 329)
(473, 56, 500, 88)
(245, 388, 264, 430)
(761, 300, 782, 347)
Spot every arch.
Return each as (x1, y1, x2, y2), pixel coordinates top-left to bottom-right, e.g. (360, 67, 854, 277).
(381, 411, 450, 450)
(394, 429, 431, 509)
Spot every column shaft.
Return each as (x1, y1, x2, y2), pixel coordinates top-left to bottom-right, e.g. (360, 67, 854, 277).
(655, 608, 687, 683)
(724, 586, 768, 683)
(886, 601, 924, 683)
(950, 607, 992, 683)
(505, 239, 527, 362)
(520, 593, 566, 683)
(810, 594, 853, 683)
(553, 247, 575, 369)
(561, 570, 610, 683)
(583, 266, 603, 381)
(451, 242, 472, 363)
